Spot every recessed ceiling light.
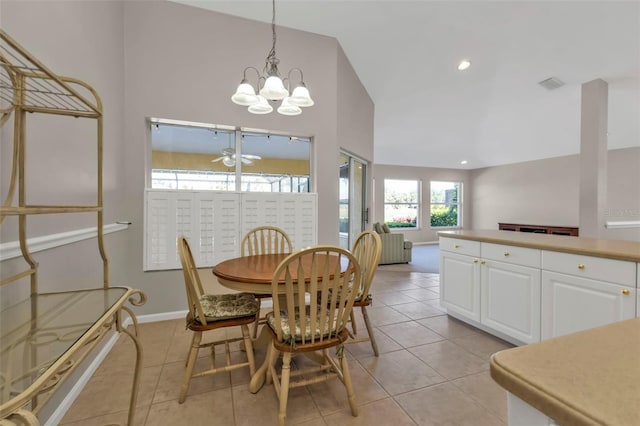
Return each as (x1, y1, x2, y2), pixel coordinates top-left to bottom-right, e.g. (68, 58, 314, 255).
(458, 60, 471, 71)
(460, 160, 468, 165)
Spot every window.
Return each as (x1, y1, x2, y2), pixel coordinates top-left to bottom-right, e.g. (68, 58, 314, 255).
(383, 179, 419, 228)
(149, 119, 311, 193)
(151, 170, 309, 192)
(430, 181, 461, 227)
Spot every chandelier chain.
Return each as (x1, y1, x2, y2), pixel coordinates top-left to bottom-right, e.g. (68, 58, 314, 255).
(266, 0, 277, 65)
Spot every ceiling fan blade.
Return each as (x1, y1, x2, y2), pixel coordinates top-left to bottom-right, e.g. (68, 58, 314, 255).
(242, 154, 262, 160)
(241, 157, 253, 164)
(211, 157, 225, 162)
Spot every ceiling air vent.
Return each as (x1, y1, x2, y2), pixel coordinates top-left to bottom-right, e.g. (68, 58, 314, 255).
(538, 77, 565, 90)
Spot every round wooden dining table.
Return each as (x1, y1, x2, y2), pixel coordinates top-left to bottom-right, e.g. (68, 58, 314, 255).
(212, 252, 342, 294)
(211, 252, 345, 393)
(212, 253, 289, 294)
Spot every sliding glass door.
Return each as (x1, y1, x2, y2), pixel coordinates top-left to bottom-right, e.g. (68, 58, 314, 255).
(339, 152, 368, 249)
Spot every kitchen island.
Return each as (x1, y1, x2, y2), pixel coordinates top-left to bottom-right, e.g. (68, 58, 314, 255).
(438, 230, 639, 345)
(490, 318, 640, 426)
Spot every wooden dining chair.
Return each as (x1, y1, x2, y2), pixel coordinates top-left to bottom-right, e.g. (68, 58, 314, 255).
(241, 226, 293, 338)
(264, 245, 361, 426)
(347, 230, 383, 356)
(177, 236, 259, 403)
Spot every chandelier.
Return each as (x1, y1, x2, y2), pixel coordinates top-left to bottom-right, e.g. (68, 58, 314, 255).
(231, 0, 314, 116)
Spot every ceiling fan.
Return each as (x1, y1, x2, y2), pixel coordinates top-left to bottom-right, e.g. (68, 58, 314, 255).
(211, 148, 261, 167)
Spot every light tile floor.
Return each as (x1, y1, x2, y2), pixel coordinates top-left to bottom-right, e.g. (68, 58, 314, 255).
(61, 269, 514, 426)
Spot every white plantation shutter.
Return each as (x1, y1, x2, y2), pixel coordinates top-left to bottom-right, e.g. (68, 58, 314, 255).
(144, 190, 317, 270)
(278, 193, 316, 249)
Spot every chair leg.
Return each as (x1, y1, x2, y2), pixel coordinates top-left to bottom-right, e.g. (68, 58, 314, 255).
(241, 324, 256, 376)
(350, 309, 358, 335)
(265, 342, 279, 385)
(278, 352, 292, 426)
(179, 331, 202, 403)
(252, 298, 262, 339)
(340, 352, 358, 417)
(361, 306, 379, 357)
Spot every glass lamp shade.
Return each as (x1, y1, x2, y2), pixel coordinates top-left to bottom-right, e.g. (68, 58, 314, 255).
(289, 85, 314, 107)
(259, 76, 289, 100)
(222, 157, 235, 167)
(248, 95, 273, 114)
(231, 82, 259, 106)
(277, 97, 302, 116)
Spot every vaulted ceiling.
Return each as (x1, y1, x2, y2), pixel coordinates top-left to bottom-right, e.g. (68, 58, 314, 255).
(175, 1, 640, 169)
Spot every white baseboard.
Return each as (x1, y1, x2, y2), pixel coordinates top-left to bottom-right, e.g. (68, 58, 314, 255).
(44, 331, 121, 426)
(136, 310, 187, 323)
(44, 310, 185, 425)
(412, 241, 439, 246)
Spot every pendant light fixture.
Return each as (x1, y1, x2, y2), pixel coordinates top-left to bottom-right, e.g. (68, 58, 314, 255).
(231, 0, 314, 116)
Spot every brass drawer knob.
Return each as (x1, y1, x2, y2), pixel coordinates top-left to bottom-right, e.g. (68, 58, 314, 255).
(473, 258, 479, 263)
(503, 251, 510, 257)
(622, 289, 630, 295)
(577, 264, 585, 270)
(454, 244, 460, 249)
(480, 260, 486, 265)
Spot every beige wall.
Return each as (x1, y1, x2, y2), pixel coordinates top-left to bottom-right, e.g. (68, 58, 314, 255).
(0, 0, 374, 316)
(120, 0, 371, 315)
(372, 165, 471, 243)
(470, 147, 640, 241)
(602, 147, 640, 241)
(470, 155, 580, 230)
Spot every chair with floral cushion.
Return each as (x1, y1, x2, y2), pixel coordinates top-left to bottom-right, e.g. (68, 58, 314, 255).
(241, 226, 293, 338)
(264, 245, 361, 426)
(346, 230, 382, 356)
(177, 236, 259, 403)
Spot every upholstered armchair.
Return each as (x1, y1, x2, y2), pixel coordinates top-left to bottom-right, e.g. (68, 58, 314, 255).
(373, 222, 413, 264)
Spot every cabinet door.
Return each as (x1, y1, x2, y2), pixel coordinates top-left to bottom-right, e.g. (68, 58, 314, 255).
(542, 271, 636, 339)
(481, 261, 541, 344)
(440, 251, 480, 321)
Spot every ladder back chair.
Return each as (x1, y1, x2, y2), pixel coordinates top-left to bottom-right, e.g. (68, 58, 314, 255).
(348, 230, 383, 356)
(264, 245, 361, 426)
(177, 236, 259, 403)
(241, 226, 293, 338)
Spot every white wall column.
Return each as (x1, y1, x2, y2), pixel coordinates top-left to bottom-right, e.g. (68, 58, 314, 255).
(579, 79, 608, 238)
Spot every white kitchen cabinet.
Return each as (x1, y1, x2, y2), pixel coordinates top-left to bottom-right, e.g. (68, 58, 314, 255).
(481, 259, 541, 344)
(440, 239, 541, 343)
(541, 270, 636, 339)
(439, 233, 639, 346)
(440, 250, 481, 322)
(541, 250, 636, 339)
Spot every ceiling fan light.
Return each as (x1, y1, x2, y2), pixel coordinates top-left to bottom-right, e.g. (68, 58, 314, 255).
(222, 157, 235, 167)
(260, 76, 289, 100)
(248, 95, 273, 114)
(277, 97, 302, 116)
(288, 85, 314, 107)
(231, 81, 259, 106)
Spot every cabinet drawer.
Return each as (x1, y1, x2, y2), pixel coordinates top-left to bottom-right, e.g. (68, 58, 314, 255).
(482, 243, 541, 268)
(542, 251, 636, 286)
(440, 237, 480, 257)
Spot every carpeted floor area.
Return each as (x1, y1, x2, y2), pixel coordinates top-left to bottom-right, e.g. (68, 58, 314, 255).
(377, 243, 440, 273)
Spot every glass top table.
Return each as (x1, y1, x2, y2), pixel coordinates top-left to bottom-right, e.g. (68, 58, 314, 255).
(0, 287, 142, 419)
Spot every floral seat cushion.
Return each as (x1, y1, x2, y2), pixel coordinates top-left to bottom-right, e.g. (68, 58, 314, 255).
(328, 287, 365, 303)
(266, 306, 343, 343)
(196, 293, 259, 323)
